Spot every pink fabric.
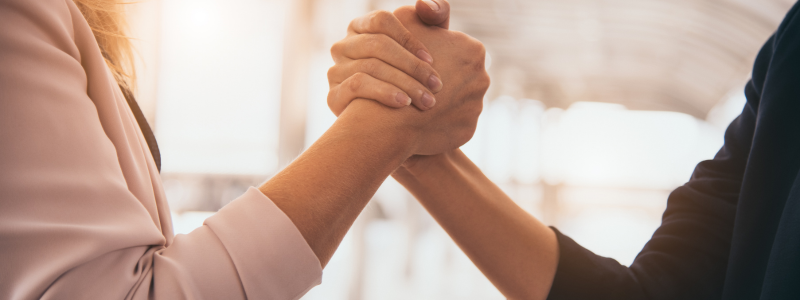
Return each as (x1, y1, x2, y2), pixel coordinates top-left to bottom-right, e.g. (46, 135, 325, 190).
(0, 0, 322, 299)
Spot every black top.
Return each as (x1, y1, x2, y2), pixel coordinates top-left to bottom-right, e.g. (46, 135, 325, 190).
(547, 2, 800, 300)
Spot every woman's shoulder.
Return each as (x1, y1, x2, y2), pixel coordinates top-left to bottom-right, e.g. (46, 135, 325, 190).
(0, 0, 86, 59)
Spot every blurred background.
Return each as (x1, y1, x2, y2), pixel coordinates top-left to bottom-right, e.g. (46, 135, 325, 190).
(125, 0, 795, 298)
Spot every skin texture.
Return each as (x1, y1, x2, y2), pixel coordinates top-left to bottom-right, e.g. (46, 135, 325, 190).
(260, 2, 489, 268)
(328, 10, 442, 112)
(328, 2, 559, 299)
(393, 150, 559, 300)
(260, 104, 415, 267)
(326, 0, 451, 113)
(329, 6, 488, 155)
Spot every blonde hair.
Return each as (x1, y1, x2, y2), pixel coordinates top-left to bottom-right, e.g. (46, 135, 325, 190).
(73, 0, 135, 91)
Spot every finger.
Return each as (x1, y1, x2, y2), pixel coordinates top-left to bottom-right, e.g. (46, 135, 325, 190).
(347, 10, 434, 64)
(335, 34, 443, 93)
(328, 58, 437, 110)
(415, 0, 450, 29)
(327, 73, 412, 117)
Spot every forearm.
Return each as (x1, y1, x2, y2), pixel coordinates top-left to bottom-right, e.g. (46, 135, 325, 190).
(393, 149, 558, 300)
(260, 100, 414, 267)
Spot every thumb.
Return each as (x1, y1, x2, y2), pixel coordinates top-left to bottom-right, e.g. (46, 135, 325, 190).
(416, 0, 450, 29)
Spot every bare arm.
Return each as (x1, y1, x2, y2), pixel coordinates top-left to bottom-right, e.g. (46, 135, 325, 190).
(327, 2, 558, 298)
(264, 3, 489, 267)
(259, 101, 415, 267)
(394, 150, 559, 300)
(329, 2, 754, 300)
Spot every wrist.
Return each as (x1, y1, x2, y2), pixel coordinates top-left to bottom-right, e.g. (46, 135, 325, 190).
(395, 149, 460, 182)
(336, 99, 420, 160)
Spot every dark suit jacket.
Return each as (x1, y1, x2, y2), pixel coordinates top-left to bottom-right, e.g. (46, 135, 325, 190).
(547, 2, 800, 299)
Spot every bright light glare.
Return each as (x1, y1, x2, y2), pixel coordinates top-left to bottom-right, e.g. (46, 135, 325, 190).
(171, 211, 215, 235)
(466, 98, 723, 189)
(534, 102, 723, 189)
(155, 0, 287, 175)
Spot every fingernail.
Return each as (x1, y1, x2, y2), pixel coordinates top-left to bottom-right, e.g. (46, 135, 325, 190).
(396, 92, 411, 106)
(422, 0, 440, 11)
(427, 75, 442, 92)
(417, 50, 433, 64)
(421, 92, 436, 109)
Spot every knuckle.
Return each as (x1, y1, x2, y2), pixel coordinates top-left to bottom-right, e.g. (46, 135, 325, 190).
(330, 41, 343, 57)
(369, 10, 392, 29)
(475, 42, 487, 57)
(462, 36, 484, 54)
(398, 31, 414, 49)
(482, 73, 491, 87)
(473, 58, 487, 72)
(347, 16, 360, 30)
(326, 89, 338, 108)
(469, 46, 489, 72)
(326, 66, 336, 80)
(456, 130, 474, 147)
(360, 58, 381, 75)
(475, 98, 485, 114)
(347, 73, 366, 94)
(346, 21, 356, 35)
(411, 59, 424, 79)
(375, 34, 394, 52)
(451, 31, 469, 42)
(363, 34, 382, 51)
(455, 33, 486, 54)
(473, 97, 485, 114)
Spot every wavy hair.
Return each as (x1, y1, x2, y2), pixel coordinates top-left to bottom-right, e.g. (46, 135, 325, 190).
(73, 0, 135, 91)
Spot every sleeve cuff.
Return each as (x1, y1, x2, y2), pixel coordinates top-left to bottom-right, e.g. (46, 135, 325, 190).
(547, 227, 642, 300)
(204, 187, 322, 300)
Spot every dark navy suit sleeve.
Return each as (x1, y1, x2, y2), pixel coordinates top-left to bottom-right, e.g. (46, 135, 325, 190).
(546, 2, 800, 298)
(546, 53, 764, 300)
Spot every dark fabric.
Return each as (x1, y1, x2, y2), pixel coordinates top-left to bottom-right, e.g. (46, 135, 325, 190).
(120, 85, 161, 172)
(547, 2, 800, 300)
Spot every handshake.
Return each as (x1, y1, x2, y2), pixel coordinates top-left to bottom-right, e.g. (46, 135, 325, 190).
(8, 0, 785, 298)
(326, 2, 490, 158)
(264, 2, 556, 299)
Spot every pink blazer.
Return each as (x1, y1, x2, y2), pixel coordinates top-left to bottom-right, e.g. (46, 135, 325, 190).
(0, 0, 322, 299)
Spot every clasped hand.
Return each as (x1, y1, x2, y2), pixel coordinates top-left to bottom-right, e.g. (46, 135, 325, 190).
(328, 1, 490, 158)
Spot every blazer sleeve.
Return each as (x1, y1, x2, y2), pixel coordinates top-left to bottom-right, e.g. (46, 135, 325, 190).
(0, 1, 321, 299)
(546, 1, 800, 297)
(545, 79, 759, 300)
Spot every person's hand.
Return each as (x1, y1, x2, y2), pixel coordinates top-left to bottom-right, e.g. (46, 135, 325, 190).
(328, 7, 445, 114)
(415, 0, 451, 28)
(333, 3, 489, 157)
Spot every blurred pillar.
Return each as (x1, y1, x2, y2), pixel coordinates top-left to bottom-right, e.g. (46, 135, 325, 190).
(278, 0, 315, 168)
(346, 201, 384, 300)
(542, 182, 561, 225)
(126, 0, 162, 126)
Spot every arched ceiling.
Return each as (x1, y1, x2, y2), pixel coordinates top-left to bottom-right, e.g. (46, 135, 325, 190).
(377, 0, 796, 118)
